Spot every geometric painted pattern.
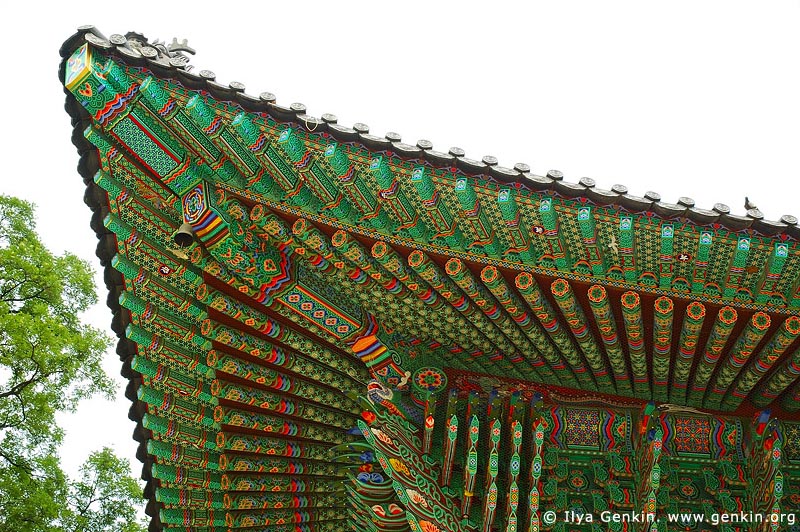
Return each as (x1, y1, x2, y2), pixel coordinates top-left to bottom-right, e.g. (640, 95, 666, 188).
(674, 416, 711, 455)
(112, 115, 179, 176)
(277, 283, 359, 340)
(565, 408, 601, 449)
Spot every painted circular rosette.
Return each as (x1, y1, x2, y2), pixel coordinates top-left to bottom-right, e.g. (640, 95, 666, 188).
(411, 367, 448, 406)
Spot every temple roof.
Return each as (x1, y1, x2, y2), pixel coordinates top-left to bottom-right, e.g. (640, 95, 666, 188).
(60, 26, 800, 532)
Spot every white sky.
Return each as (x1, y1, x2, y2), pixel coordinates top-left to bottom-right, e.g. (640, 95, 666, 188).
(1, 0, 799, 486)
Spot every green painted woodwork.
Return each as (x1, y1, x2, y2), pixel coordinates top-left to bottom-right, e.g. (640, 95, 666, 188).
(587, 285, 630, 395)
(550, 278, 613, 391)
(688, 306, 738, 406)
(671, 301, 706, 403)
(69, 42, 800, 312)
(61, 32, 800, 532)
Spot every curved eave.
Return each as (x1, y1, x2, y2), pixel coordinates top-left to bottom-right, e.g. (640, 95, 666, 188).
(62, 27, 800, 240)
(61, 36, 165, 532)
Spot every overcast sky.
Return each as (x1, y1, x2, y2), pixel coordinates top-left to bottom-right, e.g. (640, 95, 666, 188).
(1, 0, 799, 482)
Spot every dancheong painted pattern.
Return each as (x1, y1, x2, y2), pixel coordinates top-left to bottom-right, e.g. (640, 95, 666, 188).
(61, 26, 800, 532)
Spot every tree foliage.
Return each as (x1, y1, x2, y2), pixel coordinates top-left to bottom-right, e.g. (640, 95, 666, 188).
(64, 448, 147, 532)
(0, 195, 112, 466)
(0, 450, 147, 532)
(0, 195, 146, 531)
(0, 454, 69, 532)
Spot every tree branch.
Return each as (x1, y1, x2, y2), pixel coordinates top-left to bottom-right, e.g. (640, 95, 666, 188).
(0, 447, 32, 473)
(0, 354, 43, 400)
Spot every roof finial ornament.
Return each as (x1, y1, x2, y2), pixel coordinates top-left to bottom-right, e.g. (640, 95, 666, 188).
(122, 32, 196, 70)
(167, 38, 196, 55)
